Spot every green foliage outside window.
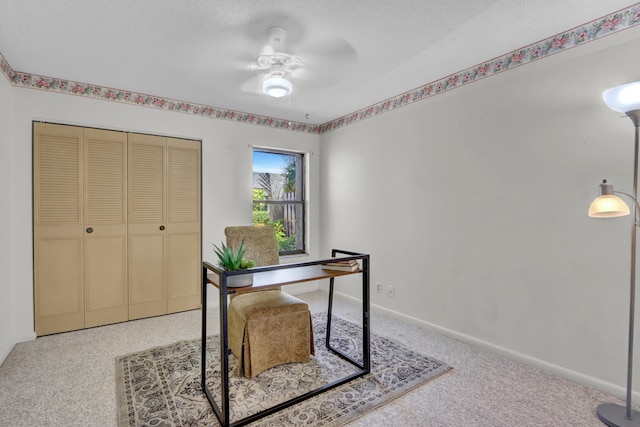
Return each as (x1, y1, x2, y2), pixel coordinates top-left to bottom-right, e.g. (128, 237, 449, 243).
(251, 212, 295, 251)
(252, 210, 270, 225)
(252, 188, 295, 252)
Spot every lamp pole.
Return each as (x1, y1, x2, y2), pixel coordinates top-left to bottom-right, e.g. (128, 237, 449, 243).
(597, 109, 640, 427)
(628, 111, 640, 421)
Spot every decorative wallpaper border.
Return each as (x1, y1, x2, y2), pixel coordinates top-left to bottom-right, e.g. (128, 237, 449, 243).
(0, 51, 14, 82)
(319, 3, 640, 133)
(2, 3, 640, 134)
(0, 53, 320, 134)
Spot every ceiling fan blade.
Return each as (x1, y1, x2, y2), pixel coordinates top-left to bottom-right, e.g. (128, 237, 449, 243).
(298, 36, 358, 73)
(283, 36, 358, 90)
(240, 73, 268, 94)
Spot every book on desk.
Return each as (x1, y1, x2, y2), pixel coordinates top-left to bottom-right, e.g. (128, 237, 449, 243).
(321, 259, 359, 272)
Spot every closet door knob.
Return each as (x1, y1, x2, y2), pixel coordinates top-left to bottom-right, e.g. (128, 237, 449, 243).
(159, 225, 165, 231)
(86, 227, 93, 234)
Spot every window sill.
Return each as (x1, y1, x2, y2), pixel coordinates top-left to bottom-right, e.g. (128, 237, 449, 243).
(279, 252, 310, 262)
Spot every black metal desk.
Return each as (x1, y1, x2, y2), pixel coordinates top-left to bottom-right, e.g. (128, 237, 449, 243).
(201, 249, 370, 427)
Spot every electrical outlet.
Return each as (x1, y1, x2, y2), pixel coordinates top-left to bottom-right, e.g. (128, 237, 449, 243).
(376, 283, 382, 293)
(387, 284, 394, 297)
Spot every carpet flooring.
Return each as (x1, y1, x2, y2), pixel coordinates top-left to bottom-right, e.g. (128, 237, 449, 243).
(0, 290, 633, 426)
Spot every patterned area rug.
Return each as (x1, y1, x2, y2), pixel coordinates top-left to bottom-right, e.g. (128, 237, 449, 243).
(116, 313, 451, 426)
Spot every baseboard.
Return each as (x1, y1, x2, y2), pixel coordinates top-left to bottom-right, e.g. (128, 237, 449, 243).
(17, 331, 37, 343)
(335, 291, 637, 403)
(0, 344, 13, 367)
(0, 331, 36, 367)
(281, 282, 319, 296)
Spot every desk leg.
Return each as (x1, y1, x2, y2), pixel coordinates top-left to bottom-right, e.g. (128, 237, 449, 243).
(202, 270, 226, 424)
(201, 266, 208, 390)
(201, 271, 230, 427)
(325, 253, 370, 374)
(326, 277, 335, 348)
(220, 277, 230, 426)
(362, 255, 370, 373)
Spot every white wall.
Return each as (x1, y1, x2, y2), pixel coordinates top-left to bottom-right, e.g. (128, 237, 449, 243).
(320, 27, 640, 400)
(1, 87, 320, 364)
(0, 74, 16, 363)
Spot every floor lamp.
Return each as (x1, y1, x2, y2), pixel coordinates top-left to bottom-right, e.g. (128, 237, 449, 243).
(590, 81, 640, 427)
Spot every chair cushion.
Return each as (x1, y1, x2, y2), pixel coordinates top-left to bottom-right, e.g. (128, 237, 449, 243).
(230, 289, 309, 319)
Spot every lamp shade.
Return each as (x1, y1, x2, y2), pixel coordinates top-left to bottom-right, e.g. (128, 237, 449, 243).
(588, 194, 630, 217)
(263, 76, 292, 98)
(602, 82, 640, 113)
(588, 179, 631, 217)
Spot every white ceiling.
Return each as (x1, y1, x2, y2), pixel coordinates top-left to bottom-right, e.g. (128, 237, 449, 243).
(0, 1, 637, 125)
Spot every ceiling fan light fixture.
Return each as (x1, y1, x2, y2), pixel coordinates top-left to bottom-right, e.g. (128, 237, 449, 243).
(263, 76, 292, 98)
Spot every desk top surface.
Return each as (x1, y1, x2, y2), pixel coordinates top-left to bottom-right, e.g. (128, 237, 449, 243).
(206, 264, 361, 294)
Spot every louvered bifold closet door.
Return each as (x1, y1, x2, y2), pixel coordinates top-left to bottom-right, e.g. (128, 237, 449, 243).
(128, 133, 167, 320)
(83, 128, 128, 328)
(34, 123, 85, 335)
(166, 138, 201, 313)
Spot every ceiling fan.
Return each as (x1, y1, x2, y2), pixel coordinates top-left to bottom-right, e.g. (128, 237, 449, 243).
(250, 26, 301, 98)
(239, 25, 357, 99)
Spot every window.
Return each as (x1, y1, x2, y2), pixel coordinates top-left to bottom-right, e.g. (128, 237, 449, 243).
(252, 148, 305, 255)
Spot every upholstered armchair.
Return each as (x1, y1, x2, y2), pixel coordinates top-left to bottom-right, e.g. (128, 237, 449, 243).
(225, 225, 314, 378)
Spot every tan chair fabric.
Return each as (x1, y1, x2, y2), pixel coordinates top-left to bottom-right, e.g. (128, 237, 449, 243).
(228, 290, 314, 378)
(225, 225, 314, 378)
(225, 225, 280, 267)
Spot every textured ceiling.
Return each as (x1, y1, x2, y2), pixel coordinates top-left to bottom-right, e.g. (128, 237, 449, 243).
(0, 1, 638, 125)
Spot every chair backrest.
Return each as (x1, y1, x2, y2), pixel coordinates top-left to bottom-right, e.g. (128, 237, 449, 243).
(225, 225, 279, 267)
